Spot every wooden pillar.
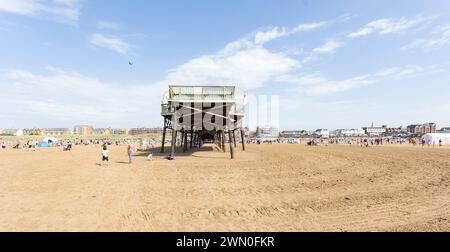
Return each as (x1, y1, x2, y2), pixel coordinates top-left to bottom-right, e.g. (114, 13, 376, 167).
(227, 120, 235, 159)
(240, 128, 246, 151)
(232, 130, 237, 148)
(195, 132, 199, 147)
(221, 131, 226, 152)
(190, 130, 193, 149)
(170, 123, 177, 158)
(183, 130, 188, 153)
(216, 132, 222, 149)
(160, 124, 167, 153)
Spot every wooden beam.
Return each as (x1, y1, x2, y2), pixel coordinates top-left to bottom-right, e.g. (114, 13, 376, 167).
(183, 131, 188, 153)
(170, 127, 177, 158)
(190, 129, 193, 149)
(227, 120, 235, 159)
(241, 128, 246, 151)
(221, 131, 226, 152)
(160, 124, 167, 153)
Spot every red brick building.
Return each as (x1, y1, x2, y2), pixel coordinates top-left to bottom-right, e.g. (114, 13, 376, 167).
(407, 123, 436, 134)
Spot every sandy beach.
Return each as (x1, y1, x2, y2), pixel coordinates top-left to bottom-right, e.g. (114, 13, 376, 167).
(0, 144, 449, 231)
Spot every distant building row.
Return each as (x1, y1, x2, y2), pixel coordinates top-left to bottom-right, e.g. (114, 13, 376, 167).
(279, 123, 446, 138)
(73, 126, 163, 136)
(0, 126, 164, 136)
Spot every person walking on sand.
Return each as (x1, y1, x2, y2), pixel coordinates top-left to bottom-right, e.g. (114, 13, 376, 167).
(102, 145, 109, 165)
(127, 143, 134, 164)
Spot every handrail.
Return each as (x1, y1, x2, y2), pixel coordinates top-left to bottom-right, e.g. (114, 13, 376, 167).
(161, 103, 245, 115)
(168, 85, 236, 101)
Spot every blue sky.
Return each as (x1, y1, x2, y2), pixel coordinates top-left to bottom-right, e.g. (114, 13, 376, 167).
(0, 0, 450, 130)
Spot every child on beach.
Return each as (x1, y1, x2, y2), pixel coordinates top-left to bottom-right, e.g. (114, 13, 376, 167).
(102, 146, 109, 164)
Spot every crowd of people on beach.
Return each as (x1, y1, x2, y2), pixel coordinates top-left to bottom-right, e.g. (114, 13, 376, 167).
(0, 138, 159, 150)
(0, 137, 159, 164)
(244, 136, 446, 148)
(1, 134, 446, 166)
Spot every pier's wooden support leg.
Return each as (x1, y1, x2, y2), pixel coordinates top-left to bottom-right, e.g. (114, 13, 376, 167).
(170, 128, 177, 158)
(233, 130, 237, 148)
(195, 132, 198, 146)
(227, 120, 235, 159)
(180, 131, 183, 149)
(240, 128, 245, 151)
(183, 131, 188, 153)
(160, 125, 167, 153)
(170, 113, 178, 158)
(222, 131, 226, 152)
(214, 132, 220, 147)
(190, 130, 193, 149)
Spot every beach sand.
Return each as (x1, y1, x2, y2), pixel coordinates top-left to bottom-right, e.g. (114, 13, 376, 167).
(0, 144, 449, 231)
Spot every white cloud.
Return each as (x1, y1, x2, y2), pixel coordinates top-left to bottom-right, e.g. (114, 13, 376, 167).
(159, 19, 434, 95)
(374, 65, 424, 78)
(280, 64, 432, 96)
(292, 22, 328, 33)
(305, 75, 375, 95)
(253, 26, 288, 45)
(96, 20, 122, 30)
(0, 67, 164, 127)
(279, 73, 375, 95)
(348, 16, 436, 38)
(165, 21, 327, 90)
(250, 22, 327, 46)
(166, 47, 298, 90)
(0, 20, 332, 127)
(313, 40, 344, 54)
(402, 25, 450, 50)
(0, 0, 81, 25)
(88, 33, 132, 55)
(222, 21, 327, 52)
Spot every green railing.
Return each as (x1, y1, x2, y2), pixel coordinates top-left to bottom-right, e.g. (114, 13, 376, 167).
(162, 103, 245, 115)
(169, 86, 235, 101)
(161, 104, 171, 114)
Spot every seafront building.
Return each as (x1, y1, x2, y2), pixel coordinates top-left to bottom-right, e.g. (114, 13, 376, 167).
(407, 123, 436, 134)
(110, 128, 129, 135)
(438, 127, 450, 133)
(279, 130, 308, 138)
(93, 128, 111, 135)
(40, 128, 71, 136)
(73, 125, 94, 136)
(129, 128, 163, 136)
(315, 129, 330, 138)
(363, 125, 387, 136)
(0, 129, 23, 136)
(335, 128, 366, 137)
